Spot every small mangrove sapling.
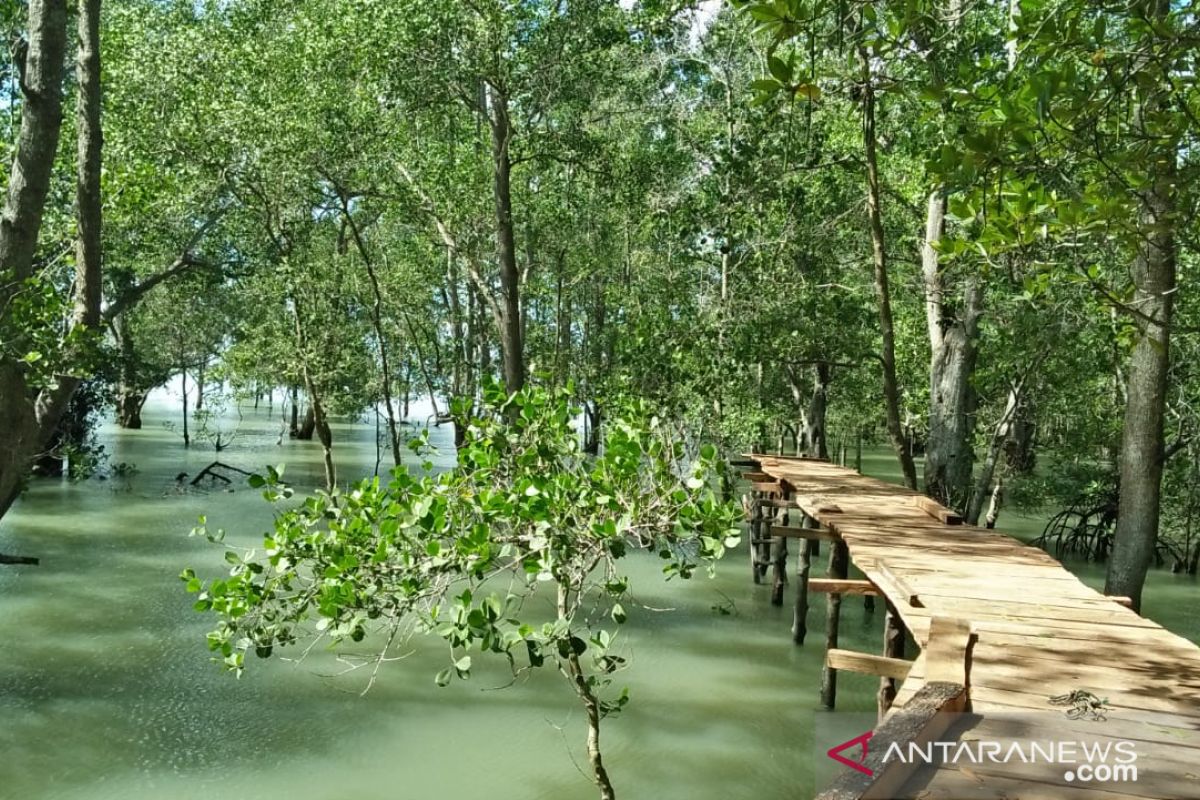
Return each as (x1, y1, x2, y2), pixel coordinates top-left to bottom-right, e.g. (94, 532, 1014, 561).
(182, 384, 741, 800)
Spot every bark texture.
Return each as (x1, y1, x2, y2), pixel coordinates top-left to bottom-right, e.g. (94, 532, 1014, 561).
(1104, 26, 1176, 610)
(487, 82, 525, 394)
(922, 191, 983, 512)
(0, 0, 94, 520)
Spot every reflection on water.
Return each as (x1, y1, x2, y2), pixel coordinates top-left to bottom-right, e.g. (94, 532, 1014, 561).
(1, 399, 1195, 800)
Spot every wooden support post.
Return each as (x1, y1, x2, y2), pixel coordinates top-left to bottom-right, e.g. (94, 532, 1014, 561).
(877, 600, 906, 718)
(771, 517, 789, 606)
(748, 491, 763, 585)
(820, 538, 850, 709)
(792, 514, 817, 644)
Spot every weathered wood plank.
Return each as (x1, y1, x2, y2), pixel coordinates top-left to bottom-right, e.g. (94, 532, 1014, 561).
(816, 682, 967, 800)
(768, 524, 839, 542)
(912, 495, 964, 525)
(827, 648, 913, 680)
(810, 578, 880, 595)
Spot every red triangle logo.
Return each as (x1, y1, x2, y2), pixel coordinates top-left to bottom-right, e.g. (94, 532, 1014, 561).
(827, 731, 874, 776)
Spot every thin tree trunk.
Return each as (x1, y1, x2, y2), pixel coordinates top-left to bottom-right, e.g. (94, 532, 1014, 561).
(858, 39, 918, 490)
(181, 370, 190, 447)
(291, 292, 335, 490)
(1105, 12, 1176, 610)
(487, 82, 525, 394)
(195, 361, 205, 411)
(114, 314, 146, 428)
(967, 385, 1019, 525)
(557, 585, 617, 800)
(339, 196, 402, 466)
(289, 386, 300, 435)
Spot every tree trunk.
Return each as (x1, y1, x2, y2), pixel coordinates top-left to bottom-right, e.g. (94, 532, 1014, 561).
(289, 386, 300, 435)
(967, 385, 1018, 525)
(338, 192, 402, 467)
(583, 401, 602, 455)
(804, 362, 831, 459)
(194, 361, 205, 411)
(73, 0, 103, 335)
(487, 82, 525, 395)
(1003, 395, 1037, 475)
(295, 405, 315, 440)
(922, 188, 983, 512)
(314, 401, 336, 491)
(1105, 25, 1176, 611)
(117, 389, 146, 429)
(181, 371, 190, 447)
(858, 40, 918, 491)
(558, 585, 617, 800)
(0, 0, 71, 519)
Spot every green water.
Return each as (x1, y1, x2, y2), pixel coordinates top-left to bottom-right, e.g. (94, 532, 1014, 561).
(1, 409, 1196, 800)
(0, 399, 889, 800)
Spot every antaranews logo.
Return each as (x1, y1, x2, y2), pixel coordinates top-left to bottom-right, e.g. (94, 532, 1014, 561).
(826, 731, 874, 777)
(824, 729, 1139, 789)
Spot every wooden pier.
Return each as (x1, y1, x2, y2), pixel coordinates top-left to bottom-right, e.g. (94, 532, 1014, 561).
(741, 455, 1200, 800)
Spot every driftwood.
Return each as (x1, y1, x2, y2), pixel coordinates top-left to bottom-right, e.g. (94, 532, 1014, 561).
(190, 461, 253, 487)
(0, 553, 39, 565)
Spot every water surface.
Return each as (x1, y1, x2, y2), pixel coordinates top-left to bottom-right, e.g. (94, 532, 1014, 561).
(1, 402, 1195, 799)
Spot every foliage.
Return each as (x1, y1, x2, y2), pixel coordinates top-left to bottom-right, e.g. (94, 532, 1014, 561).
(183, 384, 740, 795)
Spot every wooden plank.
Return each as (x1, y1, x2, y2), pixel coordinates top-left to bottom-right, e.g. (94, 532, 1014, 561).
(760, 497, 804, 510)
(746, 452, 831, 463)
(728, 458, 760, 468)
(768, 524, 839, 542)
(913, 495, 964, 525)
(827, 648, 913, 680)
(925, 617, 976, 689)
(810, 578, 880, 596)
(816, 682, 967, 800)
(873, 563, 921, 607)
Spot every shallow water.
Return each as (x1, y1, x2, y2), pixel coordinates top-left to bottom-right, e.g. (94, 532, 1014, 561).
(1, 403, 1195, 800)
(0, 396, 891, 800)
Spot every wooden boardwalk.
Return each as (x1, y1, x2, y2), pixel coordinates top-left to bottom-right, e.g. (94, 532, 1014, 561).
(747, 455, 1200, 800)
